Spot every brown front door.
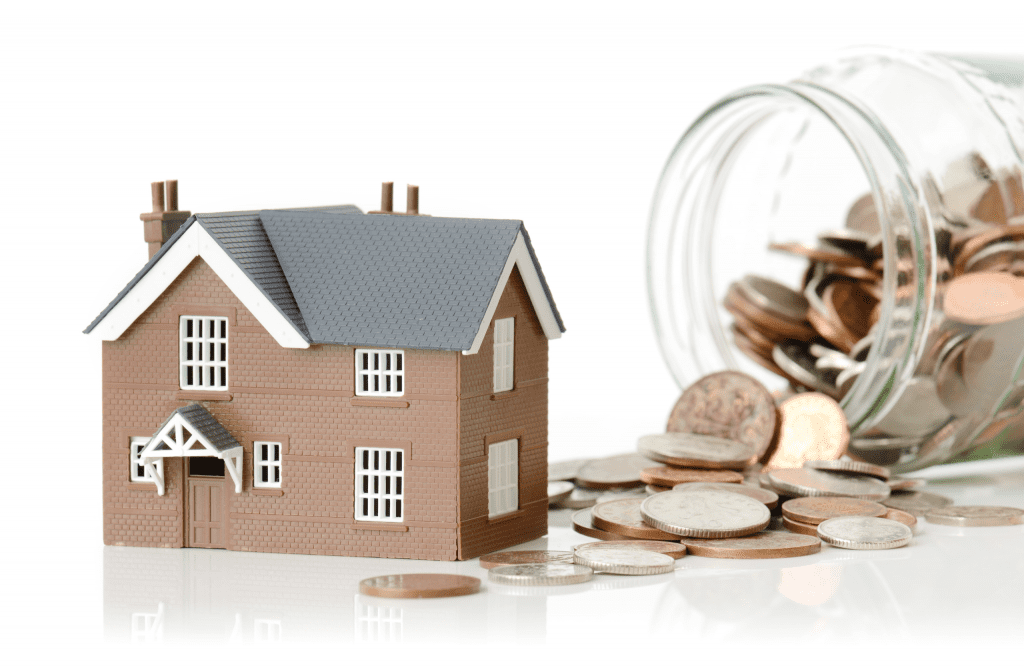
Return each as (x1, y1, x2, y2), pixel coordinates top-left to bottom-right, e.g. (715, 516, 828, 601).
(186, 458, 227, 549)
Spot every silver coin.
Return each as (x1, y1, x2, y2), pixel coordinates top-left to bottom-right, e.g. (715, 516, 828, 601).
(816, 516, 912, 550)
(884, 490, 954, 515)
(736, 274, 809, 322)
(549, 458, 590, 482)
(637, 433, 757, 469)
(595, 488, 649, 504)
(487, 563, 594, 586)
(766, 468, 890, 501)
(872, 377, 952, 438)
(547, 480, 574, 505)
(672, 481, 779, 509)
(923, 505, 1024, 527)
(849, 433, 923, 451)
(836, 362, 865, 397)
(640, 490, 771, 539)
(572, 544, 676, 576)
(556, 486, 603, 509)
(803, 459, 890, 481)
(773, 341, 838, 394)
(575, 453, 660, 489)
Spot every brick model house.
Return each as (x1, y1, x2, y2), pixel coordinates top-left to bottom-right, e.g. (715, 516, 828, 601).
(85, 181, 564, 560)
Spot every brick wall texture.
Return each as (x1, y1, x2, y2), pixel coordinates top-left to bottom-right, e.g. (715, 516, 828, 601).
(102, 257, 549, 560)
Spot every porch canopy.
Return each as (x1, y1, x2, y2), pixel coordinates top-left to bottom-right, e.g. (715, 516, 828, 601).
(139, 404, 243, 495)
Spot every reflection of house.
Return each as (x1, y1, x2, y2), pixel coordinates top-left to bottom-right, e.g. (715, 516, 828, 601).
(87, 182, 564, 560)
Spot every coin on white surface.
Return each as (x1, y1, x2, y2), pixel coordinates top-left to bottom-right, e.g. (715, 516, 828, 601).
(924, 505, 1024, 527)
(883, 490, 954, 514)
(637, 433, 757, 470)
(816, 516, 912, 550)
(803, 459, 890, 480)
(767, 467, 890, 501)
(549, 459, 591, 482)
(547, 480, 574, 505)
(488, 563, 594, 586)
(639, 490, 771, 538)
(572, 544, 676, 575)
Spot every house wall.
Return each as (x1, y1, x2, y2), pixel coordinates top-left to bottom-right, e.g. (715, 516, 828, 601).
(103, 257, 462, 560)
(457, 267, 549, 559)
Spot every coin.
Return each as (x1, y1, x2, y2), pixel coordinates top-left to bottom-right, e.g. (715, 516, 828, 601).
(765, 393, 849, 471)
(781, 496, 888, 525)
(359, 574, 481, 599)
(487, 563, 594, 586)
(943, 272, 1024, 325)
(923, 505, 1024, 527)
(803, 459, 890, 480)
(884, 490, 954, 514)
(549, 458, 590, 482)
(575, 453, 661, 490)
(640, 466, 744, 487)
(887, 477, 926, 492)
(572, 544, 677, 575)
(572, 540, 687, 560)
(735, 275, 810, 323)
(681, 530, 821, 559)
(591, 498, 680, 541)
(571, 508, 634, 541)
(782, 516, 821, 537)
(883, 508, 919, 532)
(871, 377, 952, 438)
(816, 516, 912, 550)
(772, 342, 838, 395)
(556, 486, 604, 509)
(725, 283, 817, 341)
(640, 490, 771, 539)
(478, 550, 576, 570)
(548, 481, 574, 505)
(638, 433, 757, 470)
(769, 241, 864, 267)
(595, 488, 648, 504)
(672, 482, 779, 509)
(665, 371, 780, 461)
(646, 484, 669, 494)
(767, 468, 890, 501)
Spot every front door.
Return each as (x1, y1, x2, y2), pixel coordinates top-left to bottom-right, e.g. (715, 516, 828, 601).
(186, 457, 227, 549)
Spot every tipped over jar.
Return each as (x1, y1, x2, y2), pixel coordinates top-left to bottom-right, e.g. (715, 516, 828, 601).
(647, 48, 1024, 472)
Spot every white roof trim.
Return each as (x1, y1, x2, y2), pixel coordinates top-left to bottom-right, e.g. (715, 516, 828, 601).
(140, 413, 244, 495)
(462, 232, 562, 355)
(87, 224, 310, 349)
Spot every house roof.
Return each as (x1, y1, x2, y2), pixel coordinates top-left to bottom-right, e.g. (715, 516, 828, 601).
(85, 204, 564, 351)
(148, 403, 242, 456)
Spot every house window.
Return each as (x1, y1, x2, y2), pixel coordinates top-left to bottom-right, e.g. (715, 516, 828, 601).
(355, 349, 404, 397)
(493, 317, 514, 393)
(355, 447, 404, 522)
(488, 438, 519, 518)
(180, 316, 228, 390)
(254, 442, 282, 488)
(130, 436, 162, 483)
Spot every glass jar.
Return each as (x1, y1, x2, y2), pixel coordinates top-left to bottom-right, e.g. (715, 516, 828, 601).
(647, 48, 1024, 473)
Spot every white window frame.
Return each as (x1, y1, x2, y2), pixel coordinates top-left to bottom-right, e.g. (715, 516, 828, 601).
(179, 316, 229, 390)
(493, 317, 514, 393)
(355, 349, 404, 397)
(354, 447, 404, 522)
(488, 438, 519, 518)
(253, 441, 282, 489)
(130, 436, 162, 483)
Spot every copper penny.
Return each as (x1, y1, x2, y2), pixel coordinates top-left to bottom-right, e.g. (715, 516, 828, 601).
(641, 466, 743, 487)
(883, 508, 918, 531)
(725, 284, 817, 341)
(953, 222, 1024, 275)
(730, 310, 778, 353)
(672, 481, 779, 509)
(782, 496, 888, 525)
(359, 574, 481, 599)
(591, 498, 680, 541)
(681, 530, 821, 559)
(571, 508, 634, 541)
(666, 371, 780, 462)
(820, 281, 875, 352)
(478, 550, 576, 570)
(764, 393, 849, 471)
(732, 323, 774, 357)
(733, 329, 792, 379)
(782, 516, 821, 537)
(572, 540, 687, 560)
(887, 477, 926, 492)
(575, 453, 661, 490)
(943, 272, 1024, 325)
(883, 490, 954, 515)
(646, 484, 670, 494)
(768, 241, 864, 267)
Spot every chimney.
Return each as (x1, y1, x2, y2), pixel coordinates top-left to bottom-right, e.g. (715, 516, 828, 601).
(140, 180, 191, 258)
(369, 181, 427, 216)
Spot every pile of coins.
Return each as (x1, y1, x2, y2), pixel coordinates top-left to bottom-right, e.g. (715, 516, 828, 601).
(724, 178, 1024, 467)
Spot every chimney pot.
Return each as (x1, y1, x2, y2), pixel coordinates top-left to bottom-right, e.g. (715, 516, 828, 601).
(381, 182, 394, 213)
(166, 180, 179, 211)
(151, 181, 165, 213)
(407, 185, 419, 215)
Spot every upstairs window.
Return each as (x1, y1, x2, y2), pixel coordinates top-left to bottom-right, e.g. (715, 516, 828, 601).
(254, 442, 282, 488)
(180, 316, 228, 390)
(355, 349, 404, 397)
(493, 318, 514, 393)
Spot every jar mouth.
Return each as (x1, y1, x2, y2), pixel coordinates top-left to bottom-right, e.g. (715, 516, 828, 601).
(647, 80, 935, 432)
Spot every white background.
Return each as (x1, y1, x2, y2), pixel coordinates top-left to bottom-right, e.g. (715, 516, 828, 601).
(3, 1, 1024, 666)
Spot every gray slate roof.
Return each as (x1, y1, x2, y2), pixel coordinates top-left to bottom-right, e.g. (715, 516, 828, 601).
(147, 403, 241, 455)
(85, 204, 564, 351)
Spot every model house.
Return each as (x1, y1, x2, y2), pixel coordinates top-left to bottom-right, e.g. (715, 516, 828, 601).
(86, 181, 564, 560)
